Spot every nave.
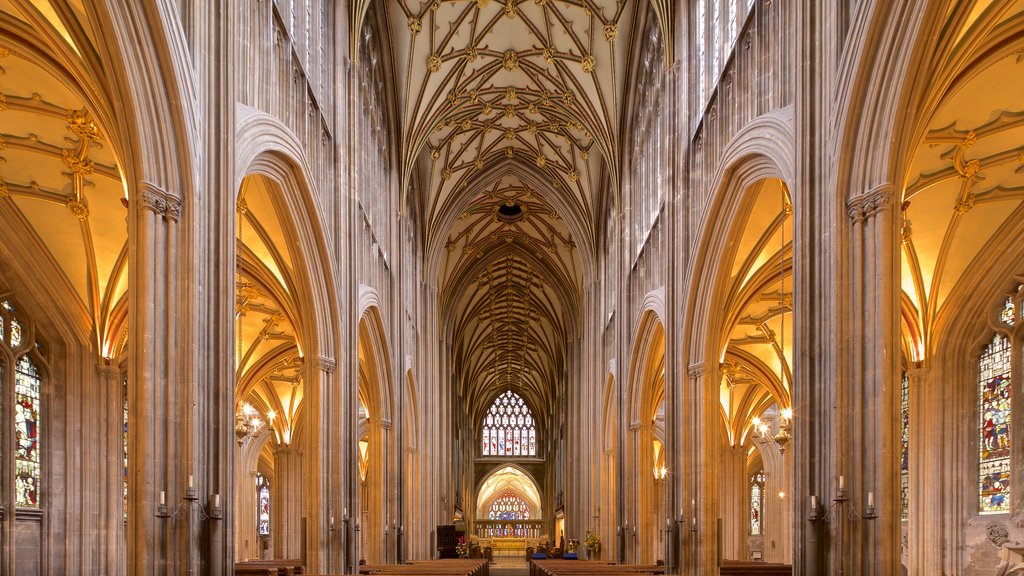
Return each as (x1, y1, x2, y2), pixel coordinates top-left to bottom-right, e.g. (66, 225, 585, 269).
(0, 0, 1022, 575)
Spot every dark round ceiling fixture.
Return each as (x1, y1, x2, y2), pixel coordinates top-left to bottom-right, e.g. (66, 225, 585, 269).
(496, 201, 526, 222)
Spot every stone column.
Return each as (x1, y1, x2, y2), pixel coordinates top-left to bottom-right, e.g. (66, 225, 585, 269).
(718, 442, 745, 562)
(127, 185, 184, 576)
(235, 469, 258, 561)
(271, 444, 303, 559)
(905, 366, 931, 574)
(305, 356, 337, 573)
(843, 186, 900, 574)
(684, 362, 719, 576)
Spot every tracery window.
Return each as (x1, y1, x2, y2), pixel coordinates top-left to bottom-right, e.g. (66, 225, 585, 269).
(1, 299, 43, 509)
(979, 333, 1012, 514)
(488, 491, 530, 521)
(900, 371, 909, 520)
(696, 0, 706, 105)
(481, 390, 537, 457)
(750, 469, 764, 535)
(256, 472, 271, 536)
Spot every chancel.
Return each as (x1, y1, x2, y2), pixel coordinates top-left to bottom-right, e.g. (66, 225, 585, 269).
(0, 1, 1022, 575)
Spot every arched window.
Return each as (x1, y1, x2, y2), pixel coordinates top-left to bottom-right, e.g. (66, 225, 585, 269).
(750, 469, 765, 535)
(1, 299, 43, 509)
(481, 390, 537, 457)
(979, 333, 1012, 514)
(488, 491, 530, 521)
(256, 472, 271, 536)
(900, 371, 909, 520)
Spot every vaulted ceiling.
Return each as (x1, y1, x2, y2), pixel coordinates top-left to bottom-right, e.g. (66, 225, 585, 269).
(900, 2, 1024, 359)
(382, 0, 648, 426)
(0, 1, 126, 356)
(717, 179, 792, 446)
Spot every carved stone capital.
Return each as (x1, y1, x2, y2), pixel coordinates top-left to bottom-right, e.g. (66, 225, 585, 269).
(380, 418, 392, 431)
(628, 421, 641, 432)
(138, 182, 183, 221)
(687, 362, 708, 379)
(314, 356, 337, 374)
(846, 185, 894, 223)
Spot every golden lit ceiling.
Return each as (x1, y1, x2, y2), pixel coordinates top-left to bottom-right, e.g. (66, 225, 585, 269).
(717, 179, 792, 446)
(900, 3, 1024, 359)
(236, 175, 304, 446)
(0, 3, 126, 356)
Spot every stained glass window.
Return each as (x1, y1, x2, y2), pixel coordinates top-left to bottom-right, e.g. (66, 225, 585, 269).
(488, 491, 530, 521)
(696, 0, 706, 106)
(15, 355, 41, 507)
(1002, 297, 1016, 326)
(901, 371, 909, 521)
(257, 472, 271, 536)
(979, 333, 1011, 514)
(481, 390, 537, 456)
(750, 469, 764, 535)
(123, 374, 129, 521)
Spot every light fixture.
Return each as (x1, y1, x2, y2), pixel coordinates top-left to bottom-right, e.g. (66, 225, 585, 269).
(653, 465, 667, 480)
(235, 402, 266, 445)
(773, 407, 792, 452)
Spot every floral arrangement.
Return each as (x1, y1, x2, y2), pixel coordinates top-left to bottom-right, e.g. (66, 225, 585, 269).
(584, 530, 601, 553)
(456, 536, 470, 558)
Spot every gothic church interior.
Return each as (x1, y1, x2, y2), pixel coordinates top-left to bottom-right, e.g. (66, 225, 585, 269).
(0, 0, 1022, 574)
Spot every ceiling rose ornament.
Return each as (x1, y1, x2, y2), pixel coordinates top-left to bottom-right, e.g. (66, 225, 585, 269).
(505, 147, 515, 158)
(504, 0, 517, 18)
(580, 55, 596, 73)
(430, 148, 441, 160)
(503, 50, 519, 71)
(543, 48, 554, 64)
(408, 17, 422, 35)
(465, 47, 479, 62)
(428, 54, 442, 72)
(66, 197, 89, 220)
(505, 87, 517, 102)
(604, 24, 618, 41)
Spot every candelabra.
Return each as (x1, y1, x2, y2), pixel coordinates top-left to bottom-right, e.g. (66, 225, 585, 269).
(155, 475, 222, 576)
(807, 476, 877, 576)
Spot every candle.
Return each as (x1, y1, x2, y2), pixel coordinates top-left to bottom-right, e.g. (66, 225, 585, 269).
(838, 475, 844, 491)
(344, 507, 348, 518)
(188, 474, 194, 489)
(331, 516, 335, 526)
(213, 493, 220, 508)
(867, 491, 874, 508)
(160, 490, 166, 506)
(810, 495, 817, 511)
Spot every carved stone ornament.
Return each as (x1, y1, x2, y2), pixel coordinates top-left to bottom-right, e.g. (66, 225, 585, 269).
(989, 522, 1011, 548)
(314, 356, 336, 374)
(846, 185, 894, 223)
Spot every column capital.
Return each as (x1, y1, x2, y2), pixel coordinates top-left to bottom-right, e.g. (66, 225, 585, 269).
(846, 184, 895, 223)
(687, 362, 708, 379)
(313, 356, 337, 373)
(138, 181, 183, 221)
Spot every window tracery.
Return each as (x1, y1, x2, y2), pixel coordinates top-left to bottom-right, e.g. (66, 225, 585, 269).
(482, 390, 537, 457)
(1, 299, 43, 509)
(488, 491, 530, 521)
(901, 371, 909, 520)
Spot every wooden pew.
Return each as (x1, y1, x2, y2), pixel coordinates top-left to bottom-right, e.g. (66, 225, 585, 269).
(719, 560, 792, 575)
(529, 559, 663, 576)
(357, 559, 490, 576)
(236, 559, 305, 576)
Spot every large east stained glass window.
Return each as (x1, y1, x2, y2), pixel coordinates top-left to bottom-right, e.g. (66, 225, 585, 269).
(257, 472, 271, 536)
(15, 354, 41, 507)
(481, 390, 537, 457)
(901, 371, 909, 521)
(980, 333, 1012, 514)
(750, 469, 764, 535)
(488, 491, 530, 521)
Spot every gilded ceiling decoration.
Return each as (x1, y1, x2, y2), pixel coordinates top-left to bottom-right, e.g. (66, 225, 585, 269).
(901, 43, 1024, 358)
(0, 37, 127, 356)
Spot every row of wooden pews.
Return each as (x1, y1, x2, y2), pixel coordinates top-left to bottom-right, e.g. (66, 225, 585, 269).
(235, 559, 305, 576)
(719, 560, 792, 575)
(358, 559, 490, 576)
(529, 559, 664, 576)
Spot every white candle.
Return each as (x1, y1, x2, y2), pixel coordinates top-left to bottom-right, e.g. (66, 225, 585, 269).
(867, 491, 874, 508)
(188, 474, 194, 489)
(810, 495, 817, 511)
(331, 516, 335, 526)
(213, 493, 220, 508)
(344, 507, 348, 518)
(160, 490, 166, 506)
(838, 475, 844, 491)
